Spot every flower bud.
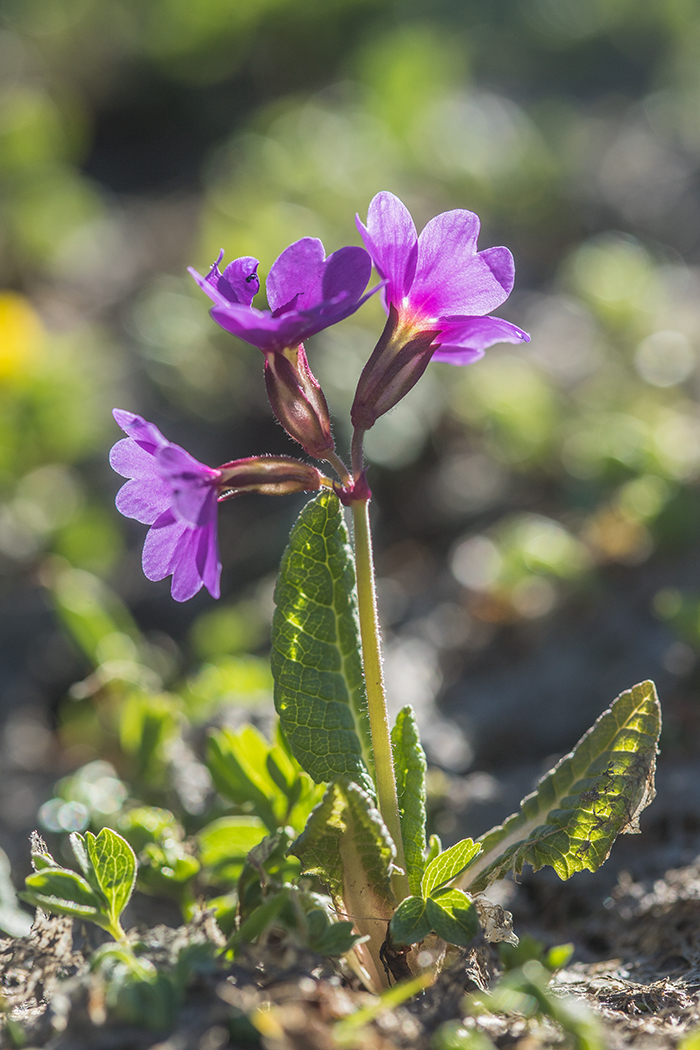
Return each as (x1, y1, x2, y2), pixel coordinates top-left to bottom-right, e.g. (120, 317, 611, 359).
(217, 455, 324, 500)
(264, 345, 335, 459)
(350, 306, 440, 432)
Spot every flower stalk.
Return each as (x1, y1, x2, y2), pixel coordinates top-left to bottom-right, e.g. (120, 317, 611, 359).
(351, 495, 410, 903)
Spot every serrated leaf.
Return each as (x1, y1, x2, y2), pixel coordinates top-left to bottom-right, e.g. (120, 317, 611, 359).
(22, 868, 104, 921)
(291, 777, 396, 987)
(464, 680, 661, 892)
(292, 779, 395, 907)
(391, 706, 427, 895)
(390, 895, 432, 946)
(86, 828, 137, 924)
(271, 492, 374, 794)
(422, 838, 482, 897)
(425, 888, 479, 947)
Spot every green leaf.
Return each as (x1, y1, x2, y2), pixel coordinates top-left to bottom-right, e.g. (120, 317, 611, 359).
(198, 816, 267, 883)
(464, 680, 661, 892)
(291, 777, 397, 984)
(425, 888, 479, 947)
(421, 838, 482, 897)
(271, 492, 374, 794)
(312, 920, 366, 956)
(291, 778, 395, 909)
(85, 828, 137, 924)
(69, 832, 96, 886)
(390, 895, 432, 946)
(391, 705, 427, 895)
(206, 726, 281, 831)
(425, 834, 441, 866)
(22, 868, 103, 921)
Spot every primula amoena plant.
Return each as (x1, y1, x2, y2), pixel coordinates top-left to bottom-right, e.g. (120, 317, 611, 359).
(34, 192, 660, 993)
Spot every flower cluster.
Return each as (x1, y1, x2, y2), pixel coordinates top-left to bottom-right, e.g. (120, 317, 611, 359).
(112, 194, 528, 600)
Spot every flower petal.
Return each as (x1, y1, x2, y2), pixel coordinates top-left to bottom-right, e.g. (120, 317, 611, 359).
(109, 437, 158, 480)
(266, 238, 326, 313)
(115, 476, 171, 524)
(112, 409, 168, 455)
(321, 246, 371, 304)
(411, 208, 514, 317)
(220, 256, 260, 305)
(432, 315, 530, 365)
(356, 191, 418, 305)
(156, 445, 219, 525)
(142, 509, 189, 583)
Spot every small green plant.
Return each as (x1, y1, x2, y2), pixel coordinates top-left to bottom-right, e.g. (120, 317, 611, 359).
(22, 828, 137, 945)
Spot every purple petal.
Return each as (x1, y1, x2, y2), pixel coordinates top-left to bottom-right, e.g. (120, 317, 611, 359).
(188, 252, 260, 308)
(432, 316, 530, 364)
(142, 509, 221, 601)
(142, 509, 189, 583)
(210, 303, 304, 353)
(112, 409, 168, 455)
(115, 476, 171, 525)
(356, 192, 418, 305)
(410, 209, 514, 318)
(194, 509, 221, 600)
(266, 238, 326, 314)
(109, 437, 159, 480)
(321, 246, 371, 304)
(170, 521, 220, 602)
(155, 445, 219, 526)
(220, 256, 260, 305)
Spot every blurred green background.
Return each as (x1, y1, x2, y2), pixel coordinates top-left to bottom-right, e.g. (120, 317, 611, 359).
(2, 0, 700, 844)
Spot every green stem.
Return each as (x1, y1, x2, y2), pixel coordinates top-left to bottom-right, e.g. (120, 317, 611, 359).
(351, 497, 410, 903)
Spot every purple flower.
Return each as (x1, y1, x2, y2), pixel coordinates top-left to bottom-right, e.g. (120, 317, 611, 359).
(188, 238, 375, 355)
(352, 192, 529, 430)
(110, 410, 222, 602)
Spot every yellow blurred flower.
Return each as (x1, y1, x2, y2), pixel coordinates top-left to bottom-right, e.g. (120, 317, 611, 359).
(0, 291, 44, 381)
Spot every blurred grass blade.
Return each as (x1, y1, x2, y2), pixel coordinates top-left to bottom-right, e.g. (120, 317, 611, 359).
(464, 681, 661, 892)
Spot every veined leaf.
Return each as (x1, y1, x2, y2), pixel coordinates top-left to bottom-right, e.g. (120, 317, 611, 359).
(292, 778, 395, 908)
(390, 895, 432, 945)
(421, 837, 482, 897)
(425, 888, 478, 947)
(292, 778, 396, 988)
(391, 706, 427, 895)
(464, 680, 661, 892)
(271, 492, 374, 794)
(22, 868, 103, 921)
(85, 828, 137, 924)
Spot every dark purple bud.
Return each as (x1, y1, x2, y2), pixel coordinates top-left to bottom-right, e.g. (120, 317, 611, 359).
(217, 455, 324, 499)
(350, 305, 440, 432)
(264, 345, 335, 460)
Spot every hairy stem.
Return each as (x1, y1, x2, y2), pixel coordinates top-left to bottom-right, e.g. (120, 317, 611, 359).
(325, 451, 353, 487)
(351, 498, 410, 902)
(351, 427, 365, 480)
